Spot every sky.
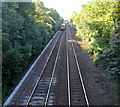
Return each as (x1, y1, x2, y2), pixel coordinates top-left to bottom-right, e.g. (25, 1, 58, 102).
(40, 0, 91, 20)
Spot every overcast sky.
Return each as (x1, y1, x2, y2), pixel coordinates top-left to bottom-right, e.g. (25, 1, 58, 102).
(40, 0, 91, 20)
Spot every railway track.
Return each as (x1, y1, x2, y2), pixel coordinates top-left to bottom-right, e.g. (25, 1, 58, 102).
(66, 25, 89, 106)
(4, 24, 90, 106)
(26, 33, 63, 106)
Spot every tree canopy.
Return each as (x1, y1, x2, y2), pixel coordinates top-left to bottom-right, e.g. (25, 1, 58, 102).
(2, 1, 63, 100)
(69, 1, 120, 79)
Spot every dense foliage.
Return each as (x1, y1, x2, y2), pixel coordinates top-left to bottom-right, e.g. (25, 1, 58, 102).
(2, 1, 63, 100)
(69, 1, 120, 79)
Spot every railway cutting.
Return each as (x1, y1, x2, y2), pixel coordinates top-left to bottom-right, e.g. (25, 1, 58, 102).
(3, 23, 116, 106)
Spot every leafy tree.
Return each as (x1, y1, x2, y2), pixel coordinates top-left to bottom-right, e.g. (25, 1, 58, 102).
(69, 1, 120, 79)
(2, 1, 63, 101)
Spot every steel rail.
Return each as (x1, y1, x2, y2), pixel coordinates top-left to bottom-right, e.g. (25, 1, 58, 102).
(44, 35, 63, 107)
(3, 31, 59, 106)
(68, 27, 90, 107)
(26, 31, 62, 106)
(66, 27, 71, 107)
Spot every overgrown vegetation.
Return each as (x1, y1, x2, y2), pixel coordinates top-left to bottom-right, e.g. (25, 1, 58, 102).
(2, 1, 63, 101)
(69, 0, 120, 98)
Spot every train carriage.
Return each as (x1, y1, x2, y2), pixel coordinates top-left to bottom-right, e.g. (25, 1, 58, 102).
(60, 24, 65, 31)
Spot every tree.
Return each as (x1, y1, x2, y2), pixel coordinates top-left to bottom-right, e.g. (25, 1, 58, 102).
(2, 1, 63, 100)
(69, 1, 120, 79)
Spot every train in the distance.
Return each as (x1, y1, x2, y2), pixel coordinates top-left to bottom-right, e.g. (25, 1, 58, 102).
(60, 23, 66, 31)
